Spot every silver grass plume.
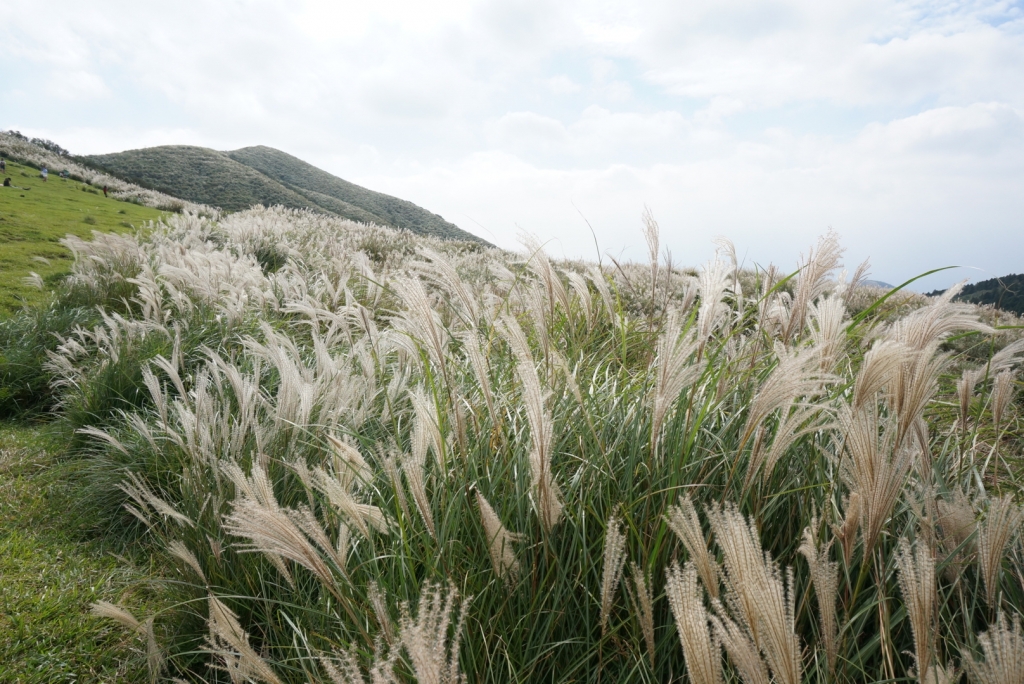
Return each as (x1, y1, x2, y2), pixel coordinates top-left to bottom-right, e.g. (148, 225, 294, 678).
(992, 371, 1016, 433)
(808, 295, 849, 372)
(708, 503, 802, 684)
(168, 540, 207, 584)
(833, 492, 862, 567)
(781, 230, 843, 343)
(896, 537, 937, 684)
(474, 488, 522, 583)
(990, 339, 1024, 375)
(965, 612, 1024, 684)
(665, 561, 723, 684)
(588, 264, 617, 324)
(600, 513, 629, 636)
(710, 608, 770, 684)
(665, 495, 720, 598)
(419, 247, 480, 326)
(460, 330, 498, 427)
(206, 594, 284, 684)
(369, 580, 396, 645)
(936, 490, 977, 575)
(320, 645, 398, 684)
(118, 471, 194, 529)
(642, 207, 660, 307)
(841, 258, 872, 309)
(567, 271, 594, 330)
(650, 311, 702, 453)
(92, 600, 166, 682)
(978, 495, 1024, 608)
(888, 281, 995, 352)
(958, 368, 985, 428)
(404, 416, 436, 538)
(410, 387, 446, 473)
(499, 314, 564, 531)
(852, 340, 909, 411)
(798, 522, 838, 675)
(696, 256, 733, 353)
(628, 562, 656, 669)
(399, 581, 470, 684)
(839, 406, 914, 557)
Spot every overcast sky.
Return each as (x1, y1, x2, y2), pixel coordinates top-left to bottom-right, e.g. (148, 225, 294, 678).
(2, 0, 1022, 290)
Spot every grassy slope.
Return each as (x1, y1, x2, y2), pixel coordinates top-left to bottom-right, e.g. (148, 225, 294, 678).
(0, 160, 163, 311)
(225, 145, 480, 242)
(932, 273, 1024, 315)
(83, 145, 486, 243)
(0, 423, 154, 683)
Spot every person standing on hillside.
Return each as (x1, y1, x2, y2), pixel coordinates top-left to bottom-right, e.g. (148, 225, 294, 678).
(0, 159, 6, 174)
(102, 185, 108, 197)
(40, 166, 48, 181)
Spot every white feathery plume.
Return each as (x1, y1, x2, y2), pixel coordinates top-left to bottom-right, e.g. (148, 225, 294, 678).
(852, 340, 910, 411)
(404, 425, 436, 538)
(838, 406, 914, 557)
(781, 230, 844, 343)
(368, 580, 396, 645)
(708, 503, 802, 684)
(399, 581, 470, 684)
(895, 538, 938, 684)
(91, 600, 142, 632)
(628, 562, 656, 669)
(410, 387, 446, 473)
(168, 540, 207, 584)
(696, 257, 733, 351)
(798, 523, 838, 675)
(887, 281, 994, 352)
(978, 495, 1024, 609)
(992, 371, 1017, 433)
(499, 314, 563, 531)
(642, 207, 661, 307)
(474, 488, 522, 583)
(600, 513, 629, 636)
(460, 330, 497, 427)
(957, 368, 985, 427)
(966, 612, 1024, 684)
(710, 609, 770, 684)
(650, 311, 703, 453)
(206, 594, 285, 684)
(665, 495, 719, 598)
(808, 295, 849, 372)
(665, 561, 723, 684)
(567, 271, 594, 330)
(588, 264, 617, 323)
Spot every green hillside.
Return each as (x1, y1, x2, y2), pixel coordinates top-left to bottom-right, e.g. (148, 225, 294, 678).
(0, 159, 163, 311)
(82, 145, 483, 243)
(928, 273, 1024, 314)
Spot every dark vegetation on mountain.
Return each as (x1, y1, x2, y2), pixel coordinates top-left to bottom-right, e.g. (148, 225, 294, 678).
(929, 273, 1024, 315)
(82, 145, 483, 243)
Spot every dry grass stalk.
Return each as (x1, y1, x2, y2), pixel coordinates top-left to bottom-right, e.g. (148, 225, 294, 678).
(399, 581, 470, 684)
(600, 514, 628, 636)
(833, 493, 862, 567)
(978, 495, 1024, 608)
(567, 271, 594, 330)
(168, 540, 207, 583)
(650, 311, 702, 453)
(500, 315, 563, 531)
(936, 491, 976, 575)
(403, 442, 436, 539)
(628, 562, 656, 669)
(708, 503, 801, 684)
(206, 594, 285, 684)
(696, 257, 733, 351)
(91, 600, 142, 631)
(852, 340, 909, 411)
(665, 495, 719, 598)
(808, 295, 849, 372)
(781, 230, 843, 343)
(474, 489, 522, 583)
(320, 645, 399, 684)
(958, 368, 985, 427)
(839, 407, 914, 557)
(368, 580, 396, 645)
(642, 207, 660, 307)
(460, 331, 497, 426)
(992, 371, 1017, 433)
(710, 609, 770, 684)
(895, 538, 937, 684)
(798, 523, 838, 675)
(666, 561, 723, 684)
(966, 612, 1024, 684)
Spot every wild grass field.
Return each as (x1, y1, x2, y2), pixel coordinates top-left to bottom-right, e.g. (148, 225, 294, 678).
(1, 139, 1023, 683)
(0, 159, 165, 311)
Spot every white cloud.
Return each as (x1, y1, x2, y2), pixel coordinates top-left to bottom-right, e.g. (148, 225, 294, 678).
(1, 0, 1021, 290)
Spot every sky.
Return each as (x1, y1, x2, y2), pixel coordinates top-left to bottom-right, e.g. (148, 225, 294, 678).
(2, 0, 1022, 291)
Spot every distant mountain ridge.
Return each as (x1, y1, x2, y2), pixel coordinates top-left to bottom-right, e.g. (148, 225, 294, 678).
(82, 145, 483, 243)
(927, 273, 1024, 315)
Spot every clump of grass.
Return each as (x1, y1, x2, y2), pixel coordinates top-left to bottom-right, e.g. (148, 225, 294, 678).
(7, 203, 1020, 682)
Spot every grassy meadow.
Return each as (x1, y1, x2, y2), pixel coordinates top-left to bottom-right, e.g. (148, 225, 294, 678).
(0, 135, 1023, 683)
(0, 159, 164, 311)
